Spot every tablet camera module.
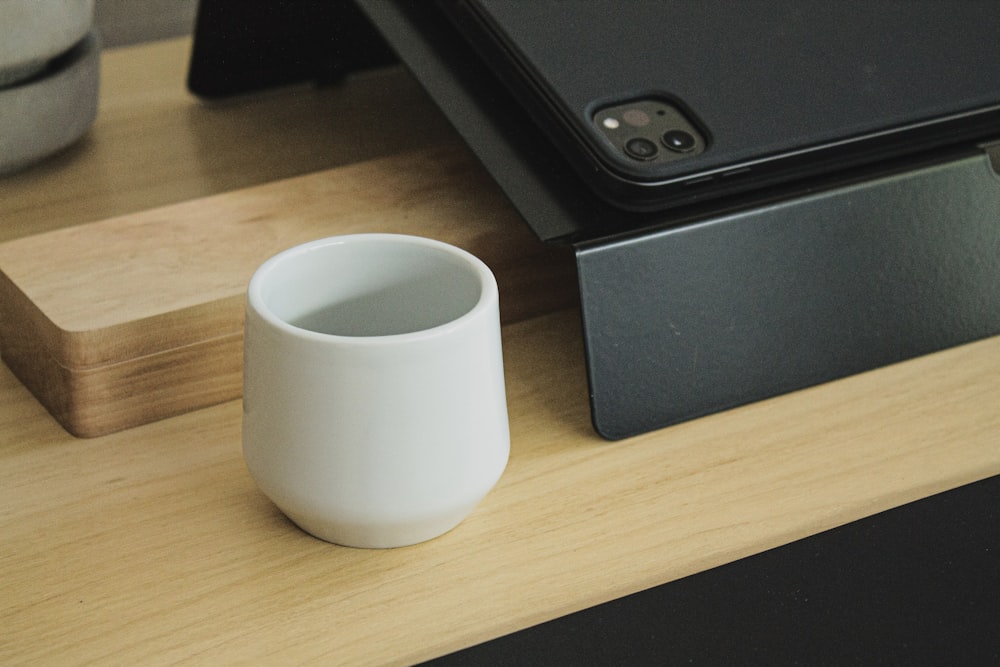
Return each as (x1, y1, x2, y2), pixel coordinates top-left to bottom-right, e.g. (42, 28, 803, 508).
(594, 99, 705, 165)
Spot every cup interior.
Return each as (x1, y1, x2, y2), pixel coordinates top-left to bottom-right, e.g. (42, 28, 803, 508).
(254, 236, 487, 337)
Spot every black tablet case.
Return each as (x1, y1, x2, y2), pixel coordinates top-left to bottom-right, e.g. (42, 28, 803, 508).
(440, 1, 1000, 209)
(351, 1, 1000, 440)
(187, 1, 1000, 441)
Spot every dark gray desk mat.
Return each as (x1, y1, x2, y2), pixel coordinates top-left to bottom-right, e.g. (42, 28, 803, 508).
(426, 475, 1000, 665)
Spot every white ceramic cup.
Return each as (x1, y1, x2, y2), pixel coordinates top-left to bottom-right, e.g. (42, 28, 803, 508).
(242, 234, 509, 548)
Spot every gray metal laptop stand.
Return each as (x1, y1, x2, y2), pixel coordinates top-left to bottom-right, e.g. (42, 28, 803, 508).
(574, 151, 1000, 437)
(189, 1, 1000, 440)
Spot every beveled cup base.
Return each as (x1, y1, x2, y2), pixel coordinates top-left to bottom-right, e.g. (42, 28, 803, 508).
(281, 500, 484, 549)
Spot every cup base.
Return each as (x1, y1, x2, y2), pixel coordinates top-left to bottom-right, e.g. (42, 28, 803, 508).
(281, 501, 483, 549)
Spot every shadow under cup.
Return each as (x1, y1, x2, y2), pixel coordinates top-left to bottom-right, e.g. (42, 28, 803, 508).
(242, 234, 510, 548)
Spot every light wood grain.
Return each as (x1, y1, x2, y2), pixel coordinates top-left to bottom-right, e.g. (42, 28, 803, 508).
(2, 307, 998, 665)
(2, 35, 998, 667)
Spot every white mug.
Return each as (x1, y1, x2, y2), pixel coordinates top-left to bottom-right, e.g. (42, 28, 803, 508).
(242, 234, 510, 548)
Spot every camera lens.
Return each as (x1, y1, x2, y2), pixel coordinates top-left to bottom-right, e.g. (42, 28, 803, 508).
(662, 129, 697, 153)
(624, 137, 659, 160)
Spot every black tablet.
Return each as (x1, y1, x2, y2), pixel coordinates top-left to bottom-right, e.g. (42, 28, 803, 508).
(438, 1, 1000, 211)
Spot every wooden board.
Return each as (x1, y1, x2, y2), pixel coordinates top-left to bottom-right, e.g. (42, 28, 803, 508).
(0, 145, 577, 437)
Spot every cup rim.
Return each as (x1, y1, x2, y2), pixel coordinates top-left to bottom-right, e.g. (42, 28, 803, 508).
(246, 234, 498, 344)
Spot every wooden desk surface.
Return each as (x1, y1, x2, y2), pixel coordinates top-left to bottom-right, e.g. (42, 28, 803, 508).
(2, 38, 999, 666)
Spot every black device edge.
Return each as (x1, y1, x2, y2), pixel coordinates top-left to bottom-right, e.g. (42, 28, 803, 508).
(187, 0, 396, 100)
